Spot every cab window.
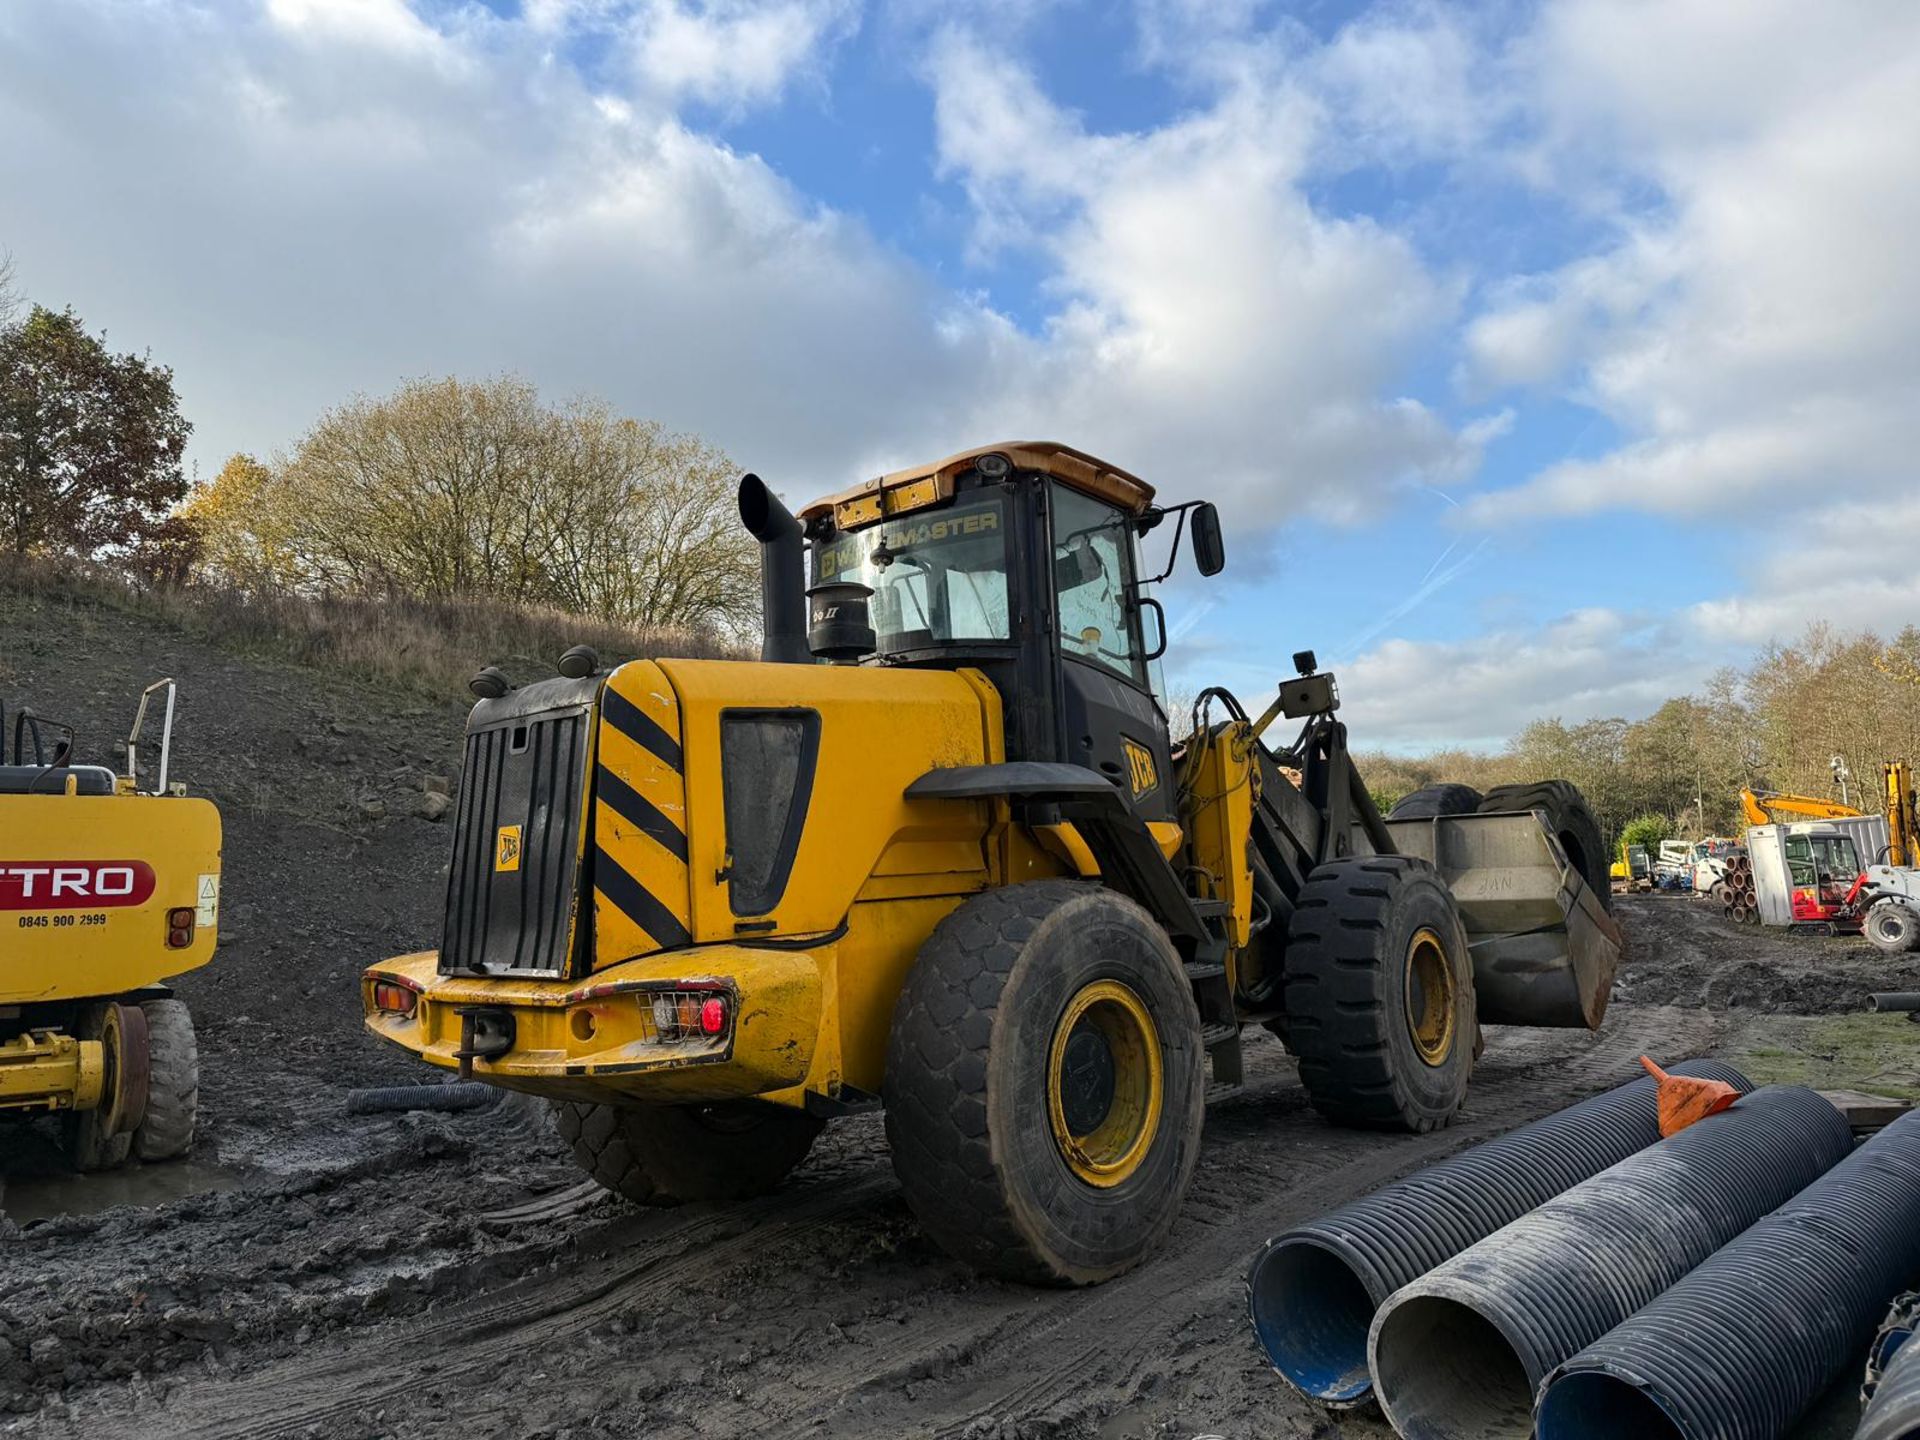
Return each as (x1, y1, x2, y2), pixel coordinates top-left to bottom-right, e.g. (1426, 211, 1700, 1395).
(1051, 482, 1143, 685)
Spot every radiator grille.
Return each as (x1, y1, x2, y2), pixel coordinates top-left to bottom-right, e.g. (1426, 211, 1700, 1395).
(440, 703, 592, 977)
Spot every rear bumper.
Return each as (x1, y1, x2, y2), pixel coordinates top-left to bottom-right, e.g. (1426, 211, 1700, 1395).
(0, 1029, 105, 1114)
(362, 947, 823, 1106)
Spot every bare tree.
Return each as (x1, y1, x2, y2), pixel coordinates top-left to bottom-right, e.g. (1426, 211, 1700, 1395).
(187, 375, 759, 637)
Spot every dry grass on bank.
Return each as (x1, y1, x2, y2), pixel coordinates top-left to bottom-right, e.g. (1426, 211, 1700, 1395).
(0, 554, 747, 698)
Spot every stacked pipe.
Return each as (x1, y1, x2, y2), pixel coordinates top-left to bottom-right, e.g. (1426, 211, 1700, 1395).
(1859, 1326, 1920, 1440)
(1366, 1086, 1854, 1440)
(1536, 1110, 1920, 1440)
(1717, 854, 1759, 924)
(1246, 1060, 1752, 1408)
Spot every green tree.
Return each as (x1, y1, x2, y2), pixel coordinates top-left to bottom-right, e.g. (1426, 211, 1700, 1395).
(1619, 814, 1673, 856)
(0, 305, 191, 559)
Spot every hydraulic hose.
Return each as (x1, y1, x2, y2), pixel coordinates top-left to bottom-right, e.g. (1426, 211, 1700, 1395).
(345, 1083, 500, 1116)
(1368, 1085, 1853, 1440)
(1246, 1058, 1752, 1408)
(1535, 1109, 1920, 1440)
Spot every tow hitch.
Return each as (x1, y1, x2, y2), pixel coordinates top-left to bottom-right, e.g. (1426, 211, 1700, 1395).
(453, 1005, 516, 1080)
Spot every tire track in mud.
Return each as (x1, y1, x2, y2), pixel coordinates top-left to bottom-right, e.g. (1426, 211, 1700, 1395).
(53, 1008, 1716, 1440)
(798, 1006, 1718, 1440)
(77, 1172, 897, 1440)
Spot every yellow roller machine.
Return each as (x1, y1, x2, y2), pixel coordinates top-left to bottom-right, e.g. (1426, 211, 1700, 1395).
(1, 682, 220, 1169)
(365, 442, 1620, 1283)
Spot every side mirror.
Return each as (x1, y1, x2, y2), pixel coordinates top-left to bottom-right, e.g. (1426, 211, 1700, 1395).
(1191, 502, 1225, 576)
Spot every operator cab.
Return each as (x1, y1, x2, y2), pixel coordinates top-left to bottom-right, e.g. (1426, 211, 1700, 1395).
(791, 443, 1224, 823)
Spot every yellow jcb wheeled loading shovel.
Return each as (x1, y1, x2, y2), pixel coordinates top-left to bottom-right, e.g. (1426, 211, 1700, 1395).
(364, 442, 1620, 1284)
(1, 682, 220, 1170)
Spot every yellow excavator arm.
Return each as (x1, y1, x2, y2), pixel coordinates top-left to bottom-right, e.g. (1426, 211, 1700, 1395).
(1886, 761, 1916, 867)
(1738, 788, 1863, 827)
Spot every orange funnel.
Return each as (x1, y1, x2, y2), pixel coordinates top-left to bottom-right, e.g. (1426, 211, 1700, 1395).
(1640, 1056, 1742, 1137)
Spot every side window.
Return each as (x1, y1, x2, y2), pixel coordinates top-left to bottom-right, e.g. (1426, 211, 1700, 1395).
(1051, 482, 1142, 685)
(1785, 836, 1816, 886)
(720, 709, 820, 915)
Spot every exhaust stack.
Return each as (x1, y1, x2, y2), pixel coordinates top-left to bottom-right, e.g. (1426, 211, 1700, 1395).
(738, 473, 810, 665)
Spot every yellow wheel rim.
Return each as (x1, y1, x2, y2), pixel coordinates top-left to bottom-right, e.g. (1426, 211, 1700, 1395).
(1046, 979, 1164, 1188)
(1405, 927, 1456, 1067)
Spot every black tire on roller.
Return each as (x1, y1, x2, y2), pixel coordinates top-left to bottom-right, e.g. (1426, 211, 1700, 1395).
(1865, 900, 1920, 956)
(1478, 780, 1611, 911)
(882, 880, 1206, 1286)
(1387, 784, 1483, 820)
(64, 1002, 131, 1172)
(134, 998, 198, 1162)
(555, 1100, 822, 1205)
(1283, 856, 1476, 1133)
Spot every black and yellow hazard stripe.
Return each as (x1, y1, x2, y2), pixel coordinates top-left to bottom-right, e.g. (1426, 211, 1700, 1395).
(593, 663, 693, 957)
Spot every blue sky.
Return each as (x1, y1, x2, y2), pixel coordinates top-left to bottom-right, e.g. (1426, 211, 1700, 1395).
(3, 0, 1916, 749)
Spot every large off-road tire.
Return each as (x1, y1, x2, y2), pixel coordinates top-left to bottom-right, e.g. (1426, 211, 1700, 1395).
(555, 1100, 822, 1205)
(1479, 780, 1610, 910)
(1387, 784, 1483, 820)
(1283, 856, 1476, 1133)
(134, 998, 198, 1162)
(883, 880, 1206, 1286)
(1865, 900, 1920, 955)
(64, 1002, 140, 1172)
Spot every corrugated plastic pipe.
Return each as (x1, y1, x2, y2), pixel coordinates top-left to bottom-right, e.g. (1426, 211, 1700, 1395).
(1245, 1058, 1751, 1407)
(1368, 1085, 1852, 1440)
(1860, 1334, 1920, 1440)
(1534, 1110, 1920, 1440)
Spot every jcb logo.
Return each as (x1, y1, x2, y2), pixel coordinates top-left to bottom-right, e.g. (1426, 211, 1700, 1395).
(0, 861, 158, 911)
(495, 825, 523, 872)
(1123, 739, 1158, 798)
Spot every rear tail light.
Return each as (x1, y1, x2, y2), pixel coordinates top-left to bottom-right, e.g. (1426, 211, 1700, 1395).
(647, 989, 730, 1043)
(372, 981, 418, 1016)
(166, 906, 195, 949)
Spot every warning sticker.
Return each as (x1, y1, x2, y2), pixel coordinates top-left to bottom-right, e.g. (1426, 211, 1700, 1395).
(197, 873, 221, 928)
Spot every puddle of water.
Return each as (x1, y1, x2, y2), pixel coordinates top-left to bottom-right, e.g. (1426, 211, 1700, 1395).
(1, 1160, 245, 1226)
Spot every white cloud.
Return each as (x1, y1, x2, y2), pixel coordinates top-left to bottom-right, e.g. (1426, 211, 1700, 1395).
(0, 0, 1508, 542)
(626, 0, 859, 108)
(926, 27, 1491, 532)
(264, 0, 450, 59)
(0, 0, 970, 498)
(1337, 607, 1689, 750)
(1337, 489, 1920, 750)
(1463, 0, 1920, 523)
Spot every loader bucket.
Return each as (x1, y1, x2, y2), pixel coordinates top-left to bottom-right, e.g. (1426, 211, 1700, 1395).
(1383, 812, 1622, 1029)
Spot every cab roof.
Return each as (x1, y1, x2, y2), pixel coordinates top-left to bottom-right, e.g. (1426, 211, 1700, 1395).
(799, 441, 1156, 532)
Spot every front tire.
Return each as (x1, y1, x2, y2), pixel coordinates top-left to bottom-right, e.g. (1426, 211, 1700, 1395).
(1865, 900, 1920, 955)
(883, 881, 1205, 1286)
(134, 999, 198, 1162)
(556, 1100, 822, 1205)
(1283, 856, 1476, 1132)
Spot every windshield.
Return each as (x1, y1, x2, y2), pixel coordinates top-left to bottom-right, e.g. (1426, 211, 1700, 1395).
(1785, 834, 1860, 885)
(813, 495, 1011, 651)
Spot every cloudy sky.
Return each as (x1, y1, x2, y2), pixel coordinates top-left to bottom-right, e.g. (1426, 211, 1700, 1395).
(3, 0, 1916, 749)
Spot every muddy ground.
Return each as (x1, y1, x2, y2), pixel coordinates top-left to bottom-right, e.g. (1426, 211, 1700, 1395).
(3, 586, 1918, 1438)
